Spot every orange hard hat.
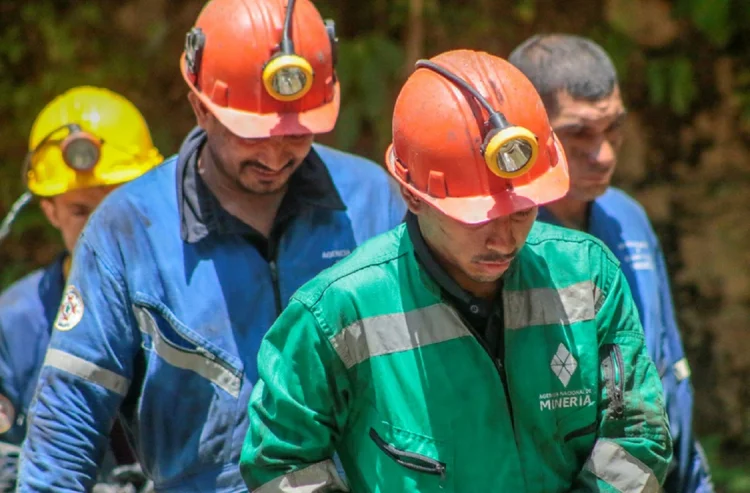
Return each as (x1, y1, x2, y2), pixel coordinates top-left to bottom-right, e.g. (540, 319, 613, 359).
(180, 0, 339, 138)
(386, 49, 569, 224)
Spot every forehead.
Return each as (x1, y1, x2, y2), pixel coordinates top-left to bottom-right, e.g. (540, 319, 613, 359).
(56, 185, 114, 207)
(551, 86, 625, 127)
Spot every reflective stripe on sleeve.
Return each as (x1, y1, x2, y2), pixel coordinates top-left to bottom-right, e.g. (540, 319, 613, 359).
(673, 358, 691, 382)
(43, 348, 130, 396)
(254, 459, 350, 493)
(133, 305, 241, 398)
(584, 440, 660, 493)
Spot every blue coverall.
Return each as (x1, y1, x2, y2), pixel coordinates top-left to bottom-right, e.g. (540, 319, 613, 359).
(538, 187, 713, 493)
(17, 128, 406, 492)
(0, 260, 142, 491)
(0, 256, 65, 492)
(0, 257, 64, 448)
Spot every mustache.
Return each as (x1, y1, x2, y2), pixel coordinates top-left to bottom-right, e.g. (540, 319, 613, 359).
(472, 250, 518, 263)
(240, 159, 296, 173)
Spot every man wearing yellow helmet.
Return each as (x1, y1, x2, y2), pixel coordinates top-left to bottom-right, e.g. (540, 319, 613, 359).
(0, 86, 162, 492)
(16, 0, 405, 490)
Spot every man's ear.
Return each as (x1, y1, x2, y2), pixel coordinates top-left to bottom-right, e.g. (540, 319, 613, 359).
(187, 92, 211, 129)
(39, 198, 60, 230)
(400, 185, 423, 214)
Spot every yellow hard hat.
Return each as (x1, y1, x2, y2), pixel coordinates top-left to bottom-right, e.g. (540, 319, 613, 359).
(25, 86, 163, 197)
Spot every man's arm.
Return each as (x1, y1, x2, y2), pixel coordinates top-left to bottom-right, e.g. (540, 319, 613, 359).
(653, 245, 714, 493)
(17, 239, 138, 491)
(573, 255, 673, 492)
(240, 299, 350, 492)
(0, 321, 21, 491)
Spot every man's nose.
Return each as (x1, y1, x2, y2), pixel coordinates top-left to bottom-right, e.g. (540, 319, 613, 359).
(484, 217, 516, 253)
(245, 138, 288, 170)
(588, 138, 616, 167)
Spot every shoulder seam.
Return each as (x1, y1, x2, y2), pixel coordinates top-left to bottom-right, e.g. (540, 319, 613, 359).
(294, 249, 409, 308)
(76, 237, 127, 289)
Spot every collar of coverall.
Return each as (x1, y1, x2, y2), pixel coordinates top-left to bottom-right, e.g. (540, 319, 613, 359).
(177, 127, 345, 244)
(406, 212, 495, 319)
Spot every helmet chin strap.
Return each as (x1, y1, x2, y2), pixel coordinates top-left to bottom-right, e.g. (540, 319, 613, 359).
(0, 191, 33, 247)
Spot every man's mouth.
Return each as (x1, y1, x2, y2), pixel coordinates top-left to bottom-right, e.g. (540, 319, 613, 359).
(243, 160, 295, 177)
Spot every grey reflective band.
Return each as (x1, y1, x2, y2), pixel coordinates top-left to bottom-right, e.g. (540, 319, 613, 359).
(584, 440, 660, 493)
(673, 358, 691, 382)
(329, 304, 471, 369)
(504, 280, 602, 330)
(330, 281, 603, 368)
(43, 348, 130, 396)
(133, 305, 241, 398)
(0, 442, 21, 456)
(255, 459, 350, 493)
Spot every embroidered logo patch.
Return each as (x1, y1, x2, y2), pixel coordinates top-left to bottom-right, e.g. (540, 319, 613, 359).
(321, 249, 351, 260)
(550, 343, 578, 387)
(0, 394, 15, 434)
(54, 285, 84, 331)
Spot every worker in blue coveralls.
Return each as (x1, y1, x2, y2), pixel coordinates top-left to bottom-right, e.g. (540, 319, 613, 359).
(0, 86, 164, 493)
(16, 0, 405, 490)
(509, 34, 714, 493)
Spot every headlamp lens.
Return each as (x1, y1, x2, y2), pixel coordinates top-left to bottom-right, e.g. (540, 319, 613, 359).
(497, 138, 533, 173)
(63, 137, 100, 171)
(272, 67, 308, 97)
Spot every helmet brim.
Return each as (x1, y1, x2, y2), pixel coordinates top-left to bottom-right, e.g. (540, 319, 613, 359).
(386, 137, 570, 225)
(181, 55, 340, 139)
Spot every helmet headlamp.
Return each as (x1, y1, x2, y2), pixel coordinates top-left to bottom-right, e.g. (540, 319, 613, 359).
(261, 0, 316, 102)
(23, 124, 102, 179)
(60, 127, 101, 172)
(415, 59, 540, 178)
(262, 53, 314, 101)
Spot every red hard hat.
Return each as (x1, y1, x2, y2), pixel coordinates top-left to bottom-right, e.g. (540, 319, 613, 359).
(386, 49, 569, 224)
(180, 0, 339, 138)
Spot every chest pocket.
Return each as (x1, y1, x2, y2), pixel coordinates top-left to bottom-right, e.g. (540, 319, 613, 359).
(131, 299, 245, 482)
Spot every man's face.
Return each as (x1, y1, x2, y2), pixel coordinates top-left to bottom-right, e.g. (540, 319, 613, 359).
(190, 94, 314, 195)
(406, 189, 538, 297)
(550, 87, 627, 202)
(40, 185, 116, 253)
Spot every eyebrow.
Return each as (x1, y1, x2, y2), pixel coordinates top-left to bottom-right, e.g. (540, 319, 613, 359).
(554, 111, 628, 133)
(68, 202, 94, 210)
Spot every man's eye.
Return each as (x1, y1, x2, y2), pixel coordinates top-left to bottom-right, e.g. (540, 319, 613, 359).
(607, 121, 624, 135)
(571, 127, 592, 138)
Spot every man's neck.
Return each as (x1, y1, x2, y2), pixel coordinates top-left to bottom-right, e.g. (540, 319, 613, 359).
(63, 254, 71, 280)
(198, 151, 286, 238)
(544, 197, 590, 231)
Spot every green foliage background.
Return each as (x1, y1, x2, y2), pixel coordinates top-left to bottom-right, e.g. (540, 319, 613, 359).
(1, 0, 750, 488)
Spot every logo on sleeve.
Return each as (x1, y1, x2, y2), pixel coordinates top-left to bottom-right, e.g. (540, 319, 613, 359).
(0, 394, 15, 434)
(321, 249, 351, 260)
(54, 285, 84, 331)
(617, 241, 655, 271)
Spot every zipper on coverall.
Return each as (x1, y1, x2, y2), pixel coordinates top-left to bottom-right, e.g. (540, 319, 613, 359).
(268, 239, 283, 316)
(601, 344, 625, 419)
(456, 306, 516, 430)
(369, 428, 447, 483)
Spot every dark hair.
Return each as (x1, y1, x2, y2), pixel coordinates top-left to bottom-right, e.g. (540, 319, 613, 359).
(508, 34, 618, 117)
